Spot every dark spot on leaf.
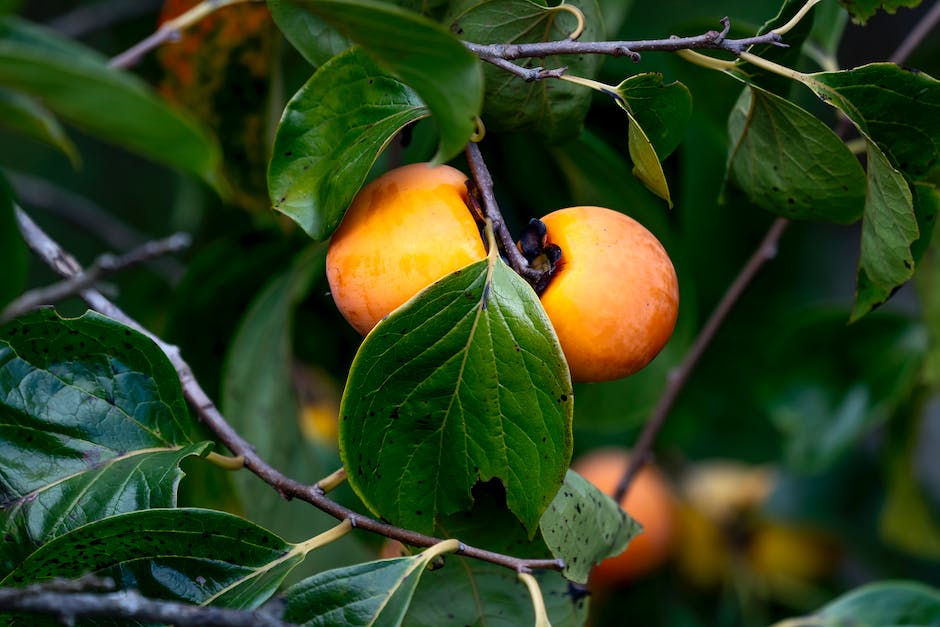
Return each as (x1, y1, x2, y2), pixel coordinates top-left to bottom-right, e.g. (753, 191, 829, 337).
(284, 151, 292, 156)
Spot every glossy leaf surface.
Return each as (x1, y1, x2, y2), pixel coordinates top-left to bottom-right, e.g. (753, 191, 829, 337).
(268, 47, 428, 241)
(0, 309, 211, 577)
(283, 0, 482, 164)
(1, 508, 303, 611)
(338, 252, 573, 536)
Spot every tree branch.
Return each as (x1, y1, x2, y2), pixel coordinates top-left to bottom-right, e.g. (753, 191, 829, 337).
(0, 579, 289, 627)
(12, 205, 563, 575)
(613, 218, 790, 504)
(1, 232, 190, 324)
(108, 0, 262, 69)
(464, 18, 785, 68)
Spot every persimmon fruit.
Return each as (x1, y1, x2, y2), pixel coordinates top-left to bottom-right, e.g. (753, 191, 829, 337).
(572, 448, 677, 586)
(326, 163, 487, 335)
(536, 206, 679, 383)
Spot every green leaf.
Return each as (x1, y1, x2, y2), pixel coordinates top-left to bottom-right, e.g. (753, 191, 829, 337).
(268, 47, 428, 241)
(282, 540, 457, 626)
(268, 0, 350, 66)
(338, 252, 573, 536)
(775, 580, 940, 626)
(725, 85, 866, 223)
(0, 16, 223, 191)
(448, 0, 604, 143)
(618, 73, 692, 161)
(282, 0, 483, 164)
(0, 176, 26, 309)
(0, 508, 309, 610)
(539, 470, 641, 584)
(852, 143, 918, 320)
(809, 63, 940, 181)
(405, 559, 588, 627)
(0, 87, 78, 165)
(838, 0, 924, 25)
(0, 310, 216, 576)
(624, 104, 671, 206)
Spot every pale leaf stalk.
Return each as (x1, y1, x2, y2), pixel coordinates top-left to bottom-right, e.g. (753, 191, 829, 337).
(421, 538, 461, 562)
(558, 73, 614, 93)
(736, 50, 827, 92)
(518, 572, 552, 627)
(316, 467, 348, 494)
(554, 3, 586, 40)
(295, 519, 354, 556)
(674, 49, 737, 71)
(772, 0, 823, 36)
(205, 452, 246, 470)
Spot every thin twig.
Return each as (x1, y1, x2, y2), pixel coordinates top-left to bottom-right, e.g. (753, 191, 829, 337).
(9, 173, 186, 284)
(12, 206, 564, 575)
(1, 232, 190, 324)
(108, 0, 261, 69)
(464, 142, 544, 286)
(463, 20, 785, 67)
(612, 218, 790, 504)
(0, 582, 289, 627)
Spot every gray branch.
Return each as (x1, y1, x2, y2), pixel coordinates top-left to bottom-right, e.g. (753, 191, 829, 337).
(1, 231, 190, 324)
(0, 581, 290, 627)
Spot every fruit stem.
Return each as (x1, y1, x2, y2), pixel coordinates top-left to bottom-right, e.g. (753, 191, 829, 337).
(464, 142, 551, 291)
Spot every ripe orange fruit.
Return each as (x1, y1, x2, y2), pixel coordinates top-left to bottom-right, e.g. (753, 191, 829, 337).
(326, 163, 487, 335)
(572, 448, 677, 586)
(537, 206, 678, 383)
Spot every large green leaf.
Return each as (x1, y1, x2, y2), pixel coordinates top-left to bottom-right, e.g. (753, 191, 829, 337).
(775, 580, 940, 626)
(282, 540, 458, 626)
(0, 309, 213, 577)
(809, 63, 940, 181)
(268, 48, 428, 241)
(281, 0, 482, 164)
(338, 250, 573, 536)
(268, 0, 350, 66)
(0, 508, 311, 611)
(0, 177, 26, 309)
(0, 87, 77, 165)
(839, 0, 924, 24)
(405, 559, 587, 627)
(448, 0, 603, 143)
(852, 143, 918, 319)
(725, 85, 866, 224)
(539, 470, 641, 584)
(0, 17, 223, 191)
